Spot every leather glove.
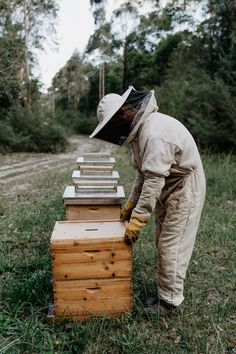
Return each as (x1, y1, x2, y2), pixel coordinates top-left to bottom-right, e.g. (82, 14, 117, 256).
(124, 213, 149, 245)
(120, 200, 136, 222)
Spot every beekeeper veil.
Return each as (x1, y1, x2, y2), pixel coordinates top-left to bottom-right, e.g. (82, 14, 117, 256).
(90, 86, 153, 145)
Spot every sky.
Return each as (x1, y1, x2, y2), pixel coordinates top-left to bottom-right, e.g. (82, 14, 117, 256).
(37, 0, 203, 92)
(38, 0, 94, 92)
(37, 0, 149, 92)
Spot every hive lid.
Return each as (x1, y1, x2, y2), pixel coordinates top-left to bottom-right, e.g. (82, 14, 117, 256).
(51, 220, 126, 243)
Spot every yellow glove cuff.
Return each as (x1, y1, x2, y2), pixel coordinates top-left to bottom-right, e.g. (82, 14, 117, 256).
(125, 199, 136, 210)
(130, 212, 149, 226)
(124, 213, 149, 245)
(120, 200, 136, 222)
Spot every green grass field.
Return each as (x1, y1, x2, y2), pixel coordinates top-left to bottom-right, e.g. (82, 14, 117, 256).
(0, 146, 235, 354)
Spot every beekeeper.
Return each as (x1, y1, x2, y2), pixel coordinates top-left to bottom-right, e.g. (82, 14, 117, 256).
(90, 86, 206, 315)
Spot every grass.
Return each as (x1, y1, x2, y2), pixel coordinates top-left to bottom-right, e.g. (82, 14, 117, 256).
(0, 145, 236, 354)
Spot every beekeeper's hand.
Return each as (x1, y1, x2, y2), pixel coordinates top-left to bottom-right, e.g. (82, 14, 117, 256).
(120, 200, 136, 222)
(124, 213, 149, 245)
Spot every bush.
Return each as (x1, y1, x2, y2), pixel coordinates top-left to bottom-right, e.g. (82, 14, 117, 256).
(29, 120, 67, 153)
(75, 114, 98, 135)
(0, 105, 68, 153)
(0, 120, 31, 153)
(54, 108, 98, 136)
(55, 108, 98, 135)
(157, 65, 236, 152)
(0, 120, 17, 153)
(54, 108, 78, 133)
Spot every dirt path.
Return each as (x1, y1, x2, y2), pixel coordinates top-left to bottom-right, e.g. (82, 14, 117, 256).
(0, 136, 117, 193)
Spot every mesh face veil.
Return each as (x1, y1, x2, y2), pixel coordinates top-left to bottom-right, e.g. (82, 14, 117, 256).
(94, 88, 152, 145)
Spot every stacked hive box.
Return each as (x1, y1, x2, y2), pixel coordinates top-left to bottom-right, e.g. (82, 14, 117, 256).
(63, 152, 125, 221)
(50, 152, 132, 321)
(51, 220, 132, 320)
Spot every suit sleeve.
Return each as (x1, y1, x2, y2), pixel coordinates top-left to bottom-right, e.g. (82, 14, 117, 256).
(128, 170, 144, 203)
(133, 137, 176, 217)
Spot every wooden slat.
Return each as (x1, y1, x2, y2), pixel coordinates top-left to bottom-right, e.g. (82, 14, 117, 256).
(79, 165, 114, 176)
(72, 170, 119, 181)
(74, 179, 118, 193)
(54, 277, 131, 289)
(51, 240, 130, 252)
(55, 297, 132, 317)
(54, 310, 131, 320)
(54, 278, 132, 301)
(52, 258, 132, 280)
(74, 180, 118, 193)
(65, 205, 121, 221)
(51, 311, 129, 322)
(83, 152, 111, 161)
(74, 180, 118, 187)
(75, 184, 118, 193)
(77, 157, 115, 167)
(52, 248, 130, 264)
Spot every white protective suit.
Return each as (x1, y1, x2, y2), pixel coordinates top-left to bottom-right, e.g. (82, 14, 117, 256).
(91, 87, 206, 306)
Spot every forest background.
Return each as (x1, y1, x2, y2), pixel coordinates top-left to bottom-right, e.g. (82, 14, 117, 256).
(0, 0, 235, 153)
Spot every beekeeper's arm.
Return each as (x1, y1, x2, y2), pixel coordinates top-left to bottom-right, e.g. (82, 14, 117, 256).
(124, 138, 175, 245)
(120, 170, 144, 222)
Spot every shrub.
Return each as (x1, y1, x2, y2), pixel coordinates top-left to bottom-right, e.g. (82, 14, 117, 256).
(0, 105, 68, 153)
(0, 120, 16, 153)
(0, 120, 32, 153)
(75, 114, 98, 135)
(29, 120, 67, 153)
(157, 65, 236, 152)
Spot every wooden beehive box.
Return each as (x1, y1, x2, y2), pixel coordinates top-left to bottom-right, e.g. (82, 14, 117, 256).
(63, 185, 125, 221)
(51, 220, 132, 321)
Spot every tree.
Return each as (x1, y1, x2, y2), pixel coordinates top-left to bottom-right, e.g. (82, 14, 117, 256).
(0, 0, 67, 153)
(0, 0, 58, 110)
(16, 0, 58, 109)
(87, 0, 119, 98)
(52, 51, 89, 113)
(0, 0, 24, 111)
(197, 0, 236, 88)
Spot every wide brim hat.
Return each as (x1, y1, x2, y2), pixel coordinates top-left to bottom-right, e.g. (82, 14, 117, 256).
(89, 86, 134, 139)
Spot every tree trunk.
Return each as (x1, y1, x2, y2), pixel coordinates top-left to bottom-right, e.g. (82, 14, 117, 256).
(23, 0, 31, 112)
(99, 62, 105, 100)
(122, 38, 128, 92)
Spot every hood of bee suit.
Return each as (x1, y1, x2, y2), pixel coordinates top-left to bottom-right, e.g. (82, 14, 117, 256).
(89, 86, 159, 146)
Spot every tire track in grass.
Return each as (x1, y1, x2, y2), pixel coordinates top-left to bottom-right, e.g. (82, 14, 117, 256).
(0, 137, 117, 191)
